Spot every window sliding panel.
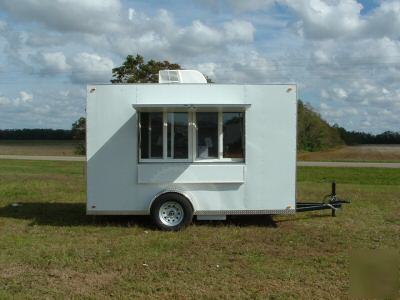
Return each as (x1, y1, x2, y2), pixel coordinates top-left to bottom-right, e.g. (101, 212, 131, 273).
(223, 112, 244, 159)
(167, 112, 189, 159)
(140, 112, 163, 159)
(167, 113, 172, 158)
(173, 112, 189, 159)
(150, 112, 163, 158)
(196, 112, 218, 159)
(140, 112, 150, 159)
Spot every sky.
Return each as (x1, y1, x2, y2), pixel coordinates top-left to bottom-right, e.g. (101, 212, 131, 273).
(0, 0, 399, 133)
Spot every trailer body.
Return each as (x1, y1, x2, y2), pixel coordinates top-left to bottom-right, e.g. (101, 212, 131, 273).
(86, 84, 297, 220)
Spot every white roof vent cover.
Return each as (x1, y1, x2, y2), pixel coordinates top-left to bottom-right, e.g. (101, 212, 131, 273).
(158, 70, 207, 84)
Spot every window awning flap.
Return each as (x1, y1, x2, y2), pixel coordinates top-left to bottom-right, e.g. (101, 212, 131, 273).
(132, 103, 251, 110)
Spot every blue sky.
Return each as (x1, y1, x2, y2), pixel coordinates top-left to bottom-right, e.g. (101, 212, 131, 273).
(0, 0, 399, 133)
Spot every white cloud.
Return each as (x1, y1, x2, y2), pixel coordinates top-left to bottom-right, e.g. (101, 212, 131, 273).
(312, 49, 331, 64)
(223, 20, 255, 42)
(0, 96, 11, 106)
(39, 51, 70, 73)
(197, 62, 217, 79)
(0, 0, 122, 34)
(332, 87, 348, 100)
(0, 91, 33, 111)
(125, 8, 256, 57)
(282, 0, 400, 40)
(0, 20, 6, 30)
(344, 107, 358, 115)
(69, 52, 114, 83)
(225, 0, 275, 12)
(19, 91, 33, 103)
(320, 89, 329, 99)
(0, 86, 85, 129)
(0, 1, 399, 133)
(363, 1, 400, 39)
(34, 104, 51, 114)
(320, 102, 329, 110)
(195, 0, 275, 13)
(284, 0, 364, 40)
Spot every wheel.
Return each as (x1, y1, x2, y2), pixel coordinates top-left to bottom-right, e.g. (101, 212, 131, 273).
(150, 193, 193, 231)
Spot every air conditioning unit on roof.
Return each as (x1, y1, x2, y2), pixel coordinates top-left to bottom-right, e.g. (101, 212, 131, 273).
(159, 70, 207, 84)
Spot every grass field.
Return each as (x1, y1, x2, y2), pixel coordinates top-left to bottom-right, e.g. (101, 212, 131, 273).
(0, 160, 399, 299)
(298, 144, 400, 162)
(0, 140, 80, 156)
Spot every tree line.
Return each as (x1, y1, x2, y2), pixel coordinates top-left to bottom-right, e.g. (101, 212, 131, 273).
(297, 100, 400, 151)
(334, 126, 400, 145)
(0, 129, 72, 140)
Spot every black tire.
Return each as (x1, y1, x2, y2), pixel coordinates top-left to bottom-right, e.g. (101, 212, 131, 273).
(150, 193, 193, 231)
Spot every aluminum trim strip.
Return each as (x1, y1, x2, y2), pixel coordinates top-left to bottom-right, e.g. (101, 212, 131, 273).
(132, 104, 251, 109)
(86, 210, 149, 215)
(194, 209, 296, 215)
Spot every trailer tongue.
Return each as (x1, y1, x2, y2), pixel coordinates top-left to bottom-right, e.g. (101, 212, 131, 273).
(296, 182, 350, 217)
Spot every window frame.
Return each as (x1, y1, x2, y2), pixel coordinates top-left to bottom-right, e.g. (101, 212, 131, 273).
(221, 111, 245, 160)
(138, 109, 245, 163)
(138, 110, 192, 163)
(193, 110, 245, 163)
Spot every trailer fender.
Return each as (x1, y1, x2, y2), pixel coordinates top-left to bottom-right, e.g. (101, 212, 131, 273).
(148, 189, 197, 213)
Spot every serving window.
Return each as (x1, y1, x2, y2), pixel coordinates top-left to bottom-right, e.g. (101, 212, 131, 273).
(138, 110, 245, 163)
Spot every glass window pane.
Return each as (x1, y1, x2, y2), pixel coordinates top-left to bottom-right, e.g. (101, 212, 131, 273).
(223, 112, 244, 159)
(167, 114, 172, 158)
(169, 112, 188, 159)
(140, 112, 149, 159)
(197, 112, 218, 159)
(140, 112, 163, 159)
(150, 112, 163, 158)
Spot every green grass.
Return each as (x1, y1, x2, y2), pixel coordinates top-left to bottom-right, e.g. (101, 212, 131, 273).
(297, 166, 400, 185)
(0, 160, 399, 299)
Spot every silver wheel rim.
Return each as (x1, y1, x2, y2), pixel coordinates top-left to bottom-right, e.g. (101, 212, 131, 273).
(159, 201, 184, 226)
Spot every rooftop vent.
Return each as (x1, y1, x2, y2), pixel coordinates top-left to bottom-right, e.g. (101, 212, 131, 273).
(158, 70, 207, 84)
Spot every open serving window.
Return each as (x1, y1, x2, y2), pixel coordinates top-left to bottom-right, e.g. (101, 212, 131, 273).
(133, 104, 250, 163)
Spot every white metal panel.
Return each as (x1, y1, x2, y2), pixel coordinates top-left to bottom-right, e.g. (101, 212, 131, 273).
(138, 164, 245, 183)
(136, 84, 246, 105)
(244, 85, 297, 210)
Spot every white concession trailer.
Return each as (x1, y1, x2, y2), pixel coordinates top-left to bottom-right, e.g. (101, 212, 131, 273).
(87, 70, 298, 230)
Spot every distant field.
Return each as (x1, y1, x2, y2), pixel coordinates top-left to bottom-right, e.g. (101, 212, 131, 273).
(298, 144, 400, 162)
(0, 140, 80, 156)
(0, 160, 399, 299)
